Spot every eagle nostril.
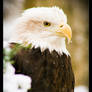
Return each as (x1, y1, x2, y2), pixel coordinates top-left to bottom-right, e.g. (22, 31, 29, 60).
(60, 25, 63, 28)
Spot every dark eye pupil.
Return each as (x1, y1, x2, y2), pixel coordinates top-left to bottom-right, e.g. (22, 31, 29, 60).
(45, 22, 49, 25)
(44, 21, 51, 26)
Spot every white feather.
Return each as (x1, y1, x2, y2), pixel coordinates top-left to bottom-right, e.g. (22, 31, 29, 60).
(10, 6, 70, 56)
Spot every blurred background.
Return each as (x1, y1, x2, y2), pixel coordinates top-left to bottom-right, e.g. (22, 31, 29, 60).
(3, 0, 89, 89)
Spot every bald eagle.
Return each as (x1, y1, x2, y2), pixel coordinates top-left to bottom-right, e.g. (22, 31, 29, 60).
(10, 7, 75, 92)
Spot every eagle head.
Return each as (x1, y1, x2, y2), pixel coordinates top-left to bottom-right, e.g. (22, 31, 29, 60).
(10, 6, 72, 55)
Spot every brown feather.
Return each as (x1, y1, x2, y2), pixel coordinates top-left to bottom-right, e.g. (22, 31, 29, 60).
(12, 47, 75, 92)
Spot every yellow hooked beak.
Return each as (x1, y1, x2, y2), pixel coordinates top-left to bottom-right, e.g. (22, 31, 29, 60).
(56, 24, 72, 43)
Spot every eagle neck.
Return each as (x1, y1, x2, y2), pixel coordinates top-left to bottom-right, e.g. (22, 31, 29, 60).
(30, 37, 70, 56)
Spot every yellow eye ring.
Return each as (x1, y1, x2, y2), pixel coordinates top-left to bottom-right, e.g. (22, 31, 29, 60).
(43, 21, 51, 27)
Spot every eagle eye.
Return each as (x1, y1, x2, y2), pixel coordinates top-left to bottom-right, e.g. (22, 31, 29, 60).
(43, 21, 51, 27)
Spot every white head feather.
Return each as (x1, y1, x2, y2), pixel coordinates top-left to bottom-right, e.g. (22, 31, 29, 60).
(10, 6, 71, 55)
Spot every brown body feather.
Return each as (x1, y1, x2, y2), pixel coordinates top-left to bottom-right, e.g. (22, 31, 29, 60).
(12, 47, 75, 92)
